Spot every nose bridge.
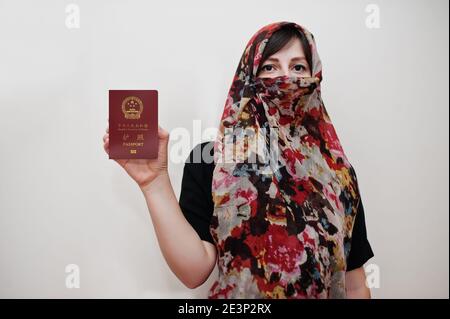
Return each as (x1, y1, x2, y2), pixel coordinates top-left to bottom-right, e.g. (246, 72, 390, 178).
(281, 63, 290, 76)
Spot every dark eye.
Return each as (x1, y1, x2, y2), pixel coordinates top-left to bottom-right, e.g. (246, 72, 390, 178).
(261, 64, 274, 72)
(293, 64, 305, 72)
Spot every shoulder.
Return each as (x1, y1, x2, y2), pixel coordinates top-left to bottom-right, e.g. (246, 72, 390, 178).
(182, 141, 215, 187)
(185, 141, 215, 166)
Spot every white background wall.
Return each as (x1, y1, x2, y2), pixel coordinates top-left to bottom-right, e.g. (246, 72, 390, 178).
(0, 0, 448, 298)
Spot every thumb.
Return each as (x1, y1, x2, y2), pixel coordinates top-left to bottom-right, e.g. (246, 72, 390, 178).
(158, 125, 170, 142)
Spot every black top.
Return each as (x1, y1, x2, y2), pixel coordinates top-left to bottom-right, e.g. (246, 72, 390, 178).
(179, 141, 374, 271)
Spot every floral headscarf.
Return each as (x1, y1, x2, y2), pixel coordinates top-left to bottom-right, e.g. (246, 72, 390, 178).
(210, 21, 362, 298)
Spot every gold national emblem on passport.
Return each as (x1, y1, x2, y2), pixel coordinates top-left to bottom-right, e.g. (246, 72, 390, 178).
(121, 96, 143, 120)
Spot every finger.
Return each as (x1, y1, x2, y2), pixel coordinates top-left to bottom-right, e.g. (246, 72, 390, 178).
(103, 133, 109, 143)
(104, 137, 127, 167)
(114, 158, 128, 168)
(158, 125, 169, 139)
(106, 126, 109, 133)
(104, 138, 109, 154)
(104, 138, 128, 168)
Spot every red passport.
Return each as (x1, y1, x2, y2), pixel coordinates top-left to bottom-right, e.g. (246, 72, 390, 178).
(109, 90, 158, 159)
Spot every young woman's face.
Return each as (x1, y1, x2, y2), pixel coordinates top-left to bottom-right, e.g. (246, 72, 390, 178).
(257, 37, 312, 78)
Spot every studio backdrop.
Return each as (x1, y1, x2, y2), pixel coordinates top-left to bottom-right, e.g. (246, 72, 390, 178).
(0, 0, 448, 298)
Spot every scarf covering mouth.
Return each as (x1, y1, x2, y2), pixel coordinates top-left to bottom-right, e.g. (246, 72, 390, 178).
(210, 21, 362, 299)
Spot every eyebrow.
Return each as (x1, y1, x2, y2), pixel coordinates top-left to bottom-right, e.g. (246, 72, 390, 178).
(263, 56, 308, 64)
(290, 57, 308, 63)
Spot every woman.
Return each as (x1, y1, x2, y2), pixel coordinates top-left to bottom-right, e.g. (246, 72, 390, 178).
(102, 21, 374, 298)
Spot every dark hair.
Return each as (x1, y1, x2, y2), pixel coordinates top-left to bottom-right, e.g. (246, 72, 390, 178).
(257, 25, 313, 75)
